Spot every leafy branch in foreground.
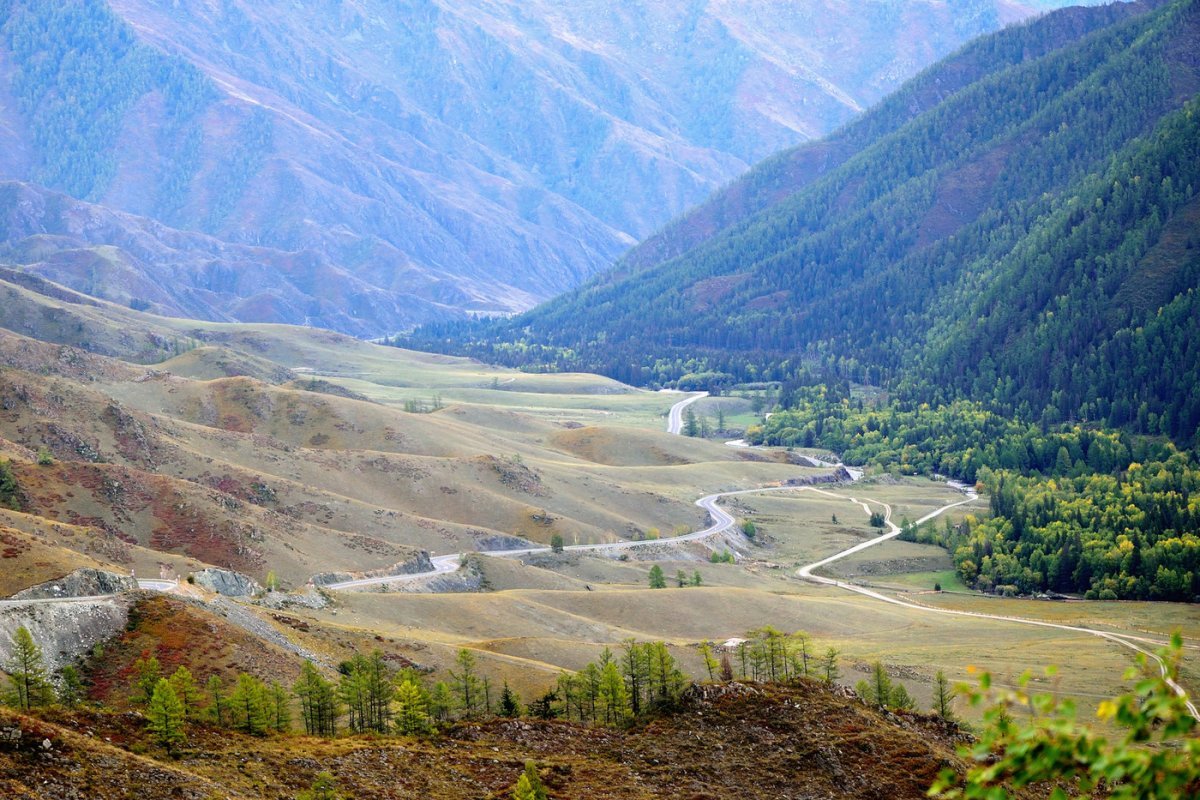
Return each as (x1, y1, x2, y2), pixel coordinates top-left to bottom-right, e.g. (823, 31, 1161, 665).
(931, 633, 1199, 799)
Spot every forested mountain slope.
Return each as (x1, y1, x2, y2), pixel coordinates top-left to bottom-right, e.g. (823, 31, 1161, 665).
(0, 0, 1097, 333)
(413, 0, 1200, 447)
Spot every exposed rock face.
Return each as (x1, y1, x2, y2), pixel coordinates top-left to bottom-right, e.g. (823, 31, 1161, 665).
(311, 553, 435, 588)
(190, 568, 262, 598)
(0, 598, 131, 672)
(10, 569, 136, 601)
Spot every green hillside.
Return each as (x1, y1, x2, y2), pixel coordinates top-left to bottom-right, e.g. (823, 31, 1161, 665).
(409, 0, 1200, 447)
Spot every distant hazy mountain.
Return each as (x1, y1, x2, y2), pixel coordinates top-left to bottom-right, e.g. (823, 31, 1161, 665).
(0, 0, 1096, 333)
(412, 0, 1200, 444)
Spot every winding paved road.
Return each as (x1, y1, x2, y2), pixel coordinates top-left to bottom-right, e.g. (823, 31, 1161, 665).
(665, 390, 708, 435)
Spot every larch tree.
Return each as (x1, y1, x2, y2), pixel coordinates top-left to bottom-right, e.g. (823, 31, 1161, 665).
(146, 678, 186, 755)
(3, 626, 52, 710)
(168, 666, 201, 718)
(932, 670, 954, 720)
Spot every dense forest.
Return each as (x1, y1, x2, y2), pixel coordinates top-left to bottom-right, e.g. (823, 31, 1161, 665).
(404, 0, 1200, 448)
(751, 390, 1198, 600)
(1, 0, 215, 208)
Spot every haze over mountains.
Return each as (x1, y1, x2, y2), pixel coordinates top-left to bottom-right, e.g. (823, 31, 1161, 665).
(0, 0, 1098, 335)
(421, 0, 1200, 447)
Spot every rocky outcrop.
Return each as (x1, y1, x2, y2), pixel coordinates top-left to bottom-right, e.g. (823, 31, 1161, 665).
(11, 569, 137, 600)
(0, 597, 131, 672)
(311, 553, 434, 588)
(190, 568, 262, 598)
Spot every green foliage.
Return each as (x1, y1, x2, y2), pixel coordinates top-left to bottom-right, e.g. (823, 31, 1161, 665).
(297, 771, 339, 800)
(0, 459, 20, 510)
(295, 660, 338, 736)
(739, 519, 756, 538)
(512, 761, 549, 800)
(868, 511, 886, 529)
(648, 564, 666, 589)
(132, 653, 161, 706)
(932, 670, 954, 720)
(228, 673, 270, 736)
(497, 681, 521, 719)
(146, 678, 186, 755)
(394, 673, 432, 735)
(558, 641, 688, 725)
(404, 1, 1200, 458)
(550, 533, 564, 553)
(205, 675, 227, 727)
(339, 651, 395, 733)
(931, 635, 1199, 799)
(3, 626, 52, 710)
(449, 648, 483, 717)
(821, 648, 840, 684)
(57, 665, 84, 707)
(35, 447, 53, 466)
(709, 550, 735, 564)
(0, 0, 215, 202)
(167, 666, 201, 719)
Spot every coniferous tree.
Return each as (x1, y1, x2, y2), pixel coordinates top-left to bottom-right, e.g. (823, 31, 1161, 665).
(146, 678, 186, 755)
(429, 681, 454, 722)
(598, 661, 630, 726)
(821, 648, 841, 684)
(699, 642, 719, 682)
(394, 675, 432, 735)
(295, 661, 338, 736)
(133, 653, 162, 705)
(869, 662, 893, 709)
(889, 682, 916, 711)
(298, 771, 339, 800)
(932, 670, 955, 720)
(228, 673, 270, 735)
(449, 648, 482, 717)
(57, 665, 84, 707)
(512, 760, 548, 800)
(168, 666, 201, 718)
(497, 681, 521, 719)
(267, 681, 291, 732)
(3, 626, 52, 710)
(205, 675, 227, 726)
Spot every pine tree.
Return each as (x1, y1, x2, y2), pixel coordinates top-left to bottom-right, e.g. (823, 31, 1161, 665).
(683, 407, 699, 437)
(228, 673, 269, 735)
(57, 665, 84, 707)
(821, 648, 840, 683)
(295, 661, 336, 736)
(449, 648, 482, 716)
(598, 661, 630, 726)
(648, 565, 666, 589)
(932, 670, 954, 720)
(889, 682, 916, 711)
(3, 626, 52, 710)
(512, 761, 548, 800)
(146, 678, 186, 755)
(869, 662, 893, 708)
(133, 653, 161, 705)
(429, 681, 453, 722)
(394, 676, 432, 734)
(298, 771, 339, 800)
(205, 675, 227, 726)
(690, 570, 702, 586)
(498, 681, 521, 718)
(168, 666, 201, 718)
(268, 681, 291, 731)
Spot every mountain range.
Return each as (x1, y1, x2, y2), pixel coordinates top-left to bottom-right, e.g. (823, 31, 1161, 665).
(416, 0, 1200, 446)
(0, 0, 1099, 335)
